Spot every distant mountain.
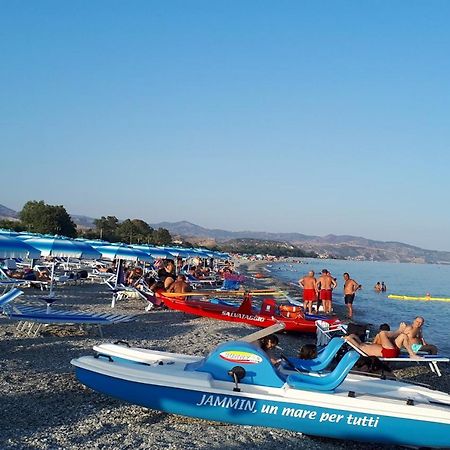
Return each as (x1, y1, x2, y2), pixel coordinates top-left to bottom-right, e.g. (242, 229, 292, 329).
(150, 221, 316, 242)
(0, 204, 96, 228)
(2, 204, 450, 263)
(0, 204, 19, 219)
(151, 221, 450, 264)
(71, 214, 96, 228)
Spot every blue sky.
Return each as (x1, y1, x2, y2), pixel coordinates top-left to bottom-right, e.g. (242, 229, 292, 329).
(1, 1, 450, 251)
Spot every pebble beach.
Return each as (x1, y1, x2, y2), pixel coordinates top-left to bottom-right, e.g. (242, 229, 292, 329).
(1, 259, 448, 450)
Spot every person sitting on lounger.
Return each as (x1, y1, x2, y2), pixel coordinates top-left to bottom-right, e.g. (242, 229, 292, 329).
(150, 259, 177, 291)
(36, 267, 51, 281)
(345, 322, 421, 359)
(167, 274, 192, 294)
(403, 316, 438, 355)
(126, 267, 143, 286)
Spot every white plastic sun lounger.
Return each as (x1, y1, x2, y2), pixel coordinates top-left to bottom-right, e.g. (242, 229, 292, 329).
(0, 288, 137, 337)
(344, 336, 449, 377)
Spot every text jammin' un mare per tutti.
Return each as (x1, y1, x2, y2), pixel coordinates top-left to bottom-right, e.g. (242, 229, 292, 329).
(196, 394, 380, 428)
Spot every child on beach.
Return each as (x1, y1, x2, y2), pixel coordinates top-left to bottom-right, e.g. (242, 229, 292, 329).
(259, 334, 281, 366)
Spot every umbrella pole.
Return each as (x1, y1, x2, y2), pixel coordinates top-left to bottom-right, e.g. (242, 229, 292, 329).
(49, 261, 56, 300)
(114, 259, 122, 289)
(112, 259, 122, 308)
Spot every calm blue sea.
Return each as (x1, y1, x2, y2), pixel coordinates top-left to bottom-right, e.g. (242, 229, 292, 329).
(266, 259, 450, 357)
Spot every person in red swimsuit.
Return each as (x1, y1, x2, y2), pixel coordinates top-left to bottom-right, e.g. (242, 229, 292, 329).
(345, 322, 421, 359)
(316, 269, 337, 314)
(298, 271, 317, 314)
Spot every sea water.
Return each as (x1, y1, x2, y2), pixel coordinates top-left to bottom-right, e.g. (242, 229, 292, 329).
(267, 259, 450, 357)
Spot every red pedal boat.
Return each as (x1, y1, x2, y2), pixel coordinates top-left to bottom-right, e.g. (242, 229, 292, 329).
(156, 291, 340, 333)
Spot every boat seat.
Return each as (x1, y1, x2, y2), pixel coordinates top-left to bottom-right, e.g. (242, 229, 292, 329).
(286, 350, 360, 392)
(186, 341, 286, 388)
(284, 337, 345, 372)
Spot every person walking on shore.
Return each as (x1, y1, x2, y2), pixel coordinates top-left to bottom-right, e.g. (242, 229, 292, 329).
(298, 270, 317, 314)
(343, 272, 361, 319)
(316, 269, 337, 314)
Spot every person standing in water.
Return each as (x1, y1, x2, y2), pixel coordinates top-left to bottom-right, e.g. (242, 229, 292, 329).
(343, 272, 362, 319)
(316, 269, 337, 314)
(298, 270, 317, 314)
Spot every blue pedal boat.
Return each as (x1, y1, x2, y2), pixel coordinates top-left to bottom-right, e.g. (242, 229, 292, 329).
(71, 340, 450, 448)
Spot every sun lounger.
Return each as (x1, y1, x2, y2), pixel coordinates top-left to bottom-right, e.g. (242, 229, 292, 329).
(344, 336, 449, 377)
(0, 288, 137, 337)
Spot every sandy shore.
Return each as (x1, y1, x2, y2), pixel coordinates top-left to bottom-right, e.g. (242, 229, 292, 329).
(0, 259, 448, 450)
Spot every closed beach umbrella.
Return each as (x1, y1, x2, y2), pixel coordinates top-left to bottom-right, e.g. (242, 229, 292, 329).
(0, 235, 41, 259)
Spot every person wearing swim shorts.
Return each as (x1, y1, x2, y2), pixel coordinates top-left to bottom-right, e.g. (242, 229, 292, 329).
(345, 322, 421, 359)
(298, 271, 317, 314)
(316, 269, 337, 314)
(404, 316, 438, 355)
(343, 272, 361, 319)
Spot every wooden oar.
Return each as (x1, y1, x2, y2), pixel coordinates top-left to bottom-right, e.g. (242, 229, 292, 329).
(161, 290, 287, 297)
(238, 322, 286, 343)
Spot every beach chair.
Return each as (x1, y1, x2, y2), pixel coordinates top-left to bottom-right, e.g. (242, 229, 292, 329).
(344, 336, 449, 377)
(0, 288, 137, 338)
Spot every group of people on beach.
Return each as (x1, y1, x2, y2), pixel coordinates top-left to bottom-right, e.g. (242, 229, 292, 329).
(298, 269, 361, 319)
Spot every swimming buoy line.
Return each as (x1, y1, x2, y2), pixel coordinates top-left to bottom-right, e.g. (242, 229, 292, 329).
(388, 294, 450, 303)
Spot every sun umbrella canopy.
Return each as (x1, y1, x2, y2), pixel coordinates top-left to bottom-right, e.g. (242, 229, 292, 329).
(15, 232, 44, 241)
(0, 229, 20, 238)
(24, 237, 102, 259)
(96, 244, 154, 262)
(0, 235, 42, 259)
(131, 245, 173, 259)
(76, 239, 111, 247)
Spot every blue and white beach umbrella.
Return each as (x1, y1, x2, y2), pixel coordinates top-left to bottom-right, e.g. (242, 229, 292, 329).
(0, 235, 41, 259)
(0, 229, 20, 238)
(24, 237, 102, 296)
(95, 244, 153, 291)
(96, 244, 154, 263)
(24, 237, 102, 259)
(131, 245, 173, 259)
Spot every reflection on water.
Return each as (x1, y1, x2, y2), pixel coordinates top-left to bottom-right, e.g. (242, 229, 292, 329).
(269, 259, 450, 357)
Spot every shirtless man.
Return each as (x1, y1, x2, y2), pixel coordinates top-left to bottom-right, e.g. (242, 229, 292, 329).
(403, 316, 438, 355)
(343, 272, 361, 319)
(298, 271, 317, 314)
(345, 322, 421, 359)
(316, 269, 337, 314)
(167, 274, 192, 294)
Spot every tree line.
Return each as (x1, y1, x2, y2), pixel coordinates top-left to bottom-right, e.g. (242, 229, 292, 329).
(0, 200, 172, 245)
